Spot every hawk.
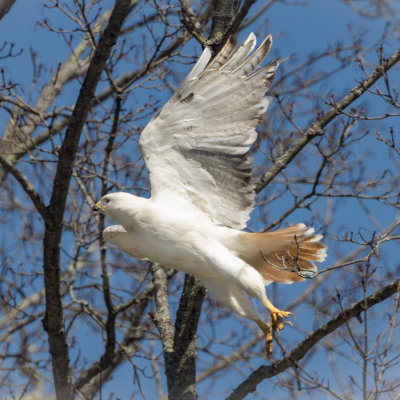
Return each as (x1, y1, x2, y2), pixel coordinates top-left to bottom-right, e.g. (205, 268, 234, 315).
(93, 33, 327, 353)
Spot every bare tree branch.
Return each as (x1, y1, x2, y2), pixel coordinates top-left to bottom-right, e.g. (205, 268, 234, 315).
(0, 154, 50, 224)
(1, 1, 399, 399)
(208, 0, 257, 52)
(256, 45, 400, 193)
(0, 0, 15, 20)
(151, 264, 175, 389)
(169, 275, 206, 400)
(41, 1, 135, 399)
(227, 279, 400, 400)
(0, 8, 113, 176)
(180, 0, 208, 45)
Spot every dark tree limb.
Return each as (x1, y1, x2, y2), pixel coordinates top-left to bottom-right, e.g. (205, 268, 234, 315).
(209, 0, 239, 44)
(223, 0, 257, 42)
(41, 1, 134, 399)
(0, 0, 16, 20)
(226, 279, 400, 400)
(256, 45, 400, 193)
(180, 0, 208, 45)
(208, 0, 257, 53)
(169, 274, 206, 400)
(158, 4, 255, 398)
(153, 271, 206, 400)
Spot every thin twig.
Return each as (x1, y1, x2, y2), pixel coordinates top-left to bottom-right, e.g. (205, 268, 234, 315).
(0, 154, 50, 224)
(256, 45, 400, 193)
(226, 279, 400, 400)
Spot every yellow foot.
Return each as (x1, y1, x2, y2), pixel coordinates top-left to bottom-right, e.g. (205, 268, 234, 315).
(269, 309, 293, 331)
(256, 320, 274, 355)
(263, 298, 293, 331)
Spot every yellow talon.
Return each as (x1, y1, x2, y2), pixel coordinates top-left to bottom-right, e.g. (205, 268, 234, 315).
(270, 311, 291, 331)
(256, 300, 293, 354)
(256, 319, 274, 355)
(263, 299, 293, 332)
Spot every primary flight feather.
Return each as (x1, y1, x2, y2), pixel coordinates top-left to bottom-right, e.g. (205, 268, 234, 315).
(94, 33, 327, 354)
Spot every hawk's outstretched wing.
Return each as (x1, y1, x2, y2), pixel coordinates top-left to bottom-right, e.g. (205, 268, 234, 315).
(139, 33, 279, 229)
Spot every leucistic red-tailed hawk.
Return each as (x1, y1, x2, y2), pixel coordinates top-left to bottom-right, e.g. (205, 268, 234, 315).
(93, 33, 327, 354)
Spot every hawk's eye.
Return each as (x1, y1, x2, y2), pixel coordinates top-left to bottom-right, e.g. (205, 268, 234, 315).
(104, 198, 110, 204)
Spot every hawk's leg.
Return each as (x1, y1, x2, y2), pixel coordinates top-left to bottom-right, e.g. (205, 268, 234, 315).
(263, 297, 293, 332)
(256, 319, 274, 355)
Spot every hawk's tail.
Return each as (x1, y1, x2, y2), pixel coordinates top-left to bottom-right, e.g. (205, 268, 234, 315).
(237, 224, 327, 283)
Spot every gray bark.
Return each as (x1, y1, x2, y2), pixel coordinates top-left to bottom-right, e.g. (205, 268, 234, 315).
(41, 1, 134, 399)
(0, 0, 16, 20)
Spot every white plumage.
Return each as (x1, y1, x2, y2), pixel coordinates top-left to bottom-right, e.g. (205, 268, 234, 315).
(94, 34, 327, 354)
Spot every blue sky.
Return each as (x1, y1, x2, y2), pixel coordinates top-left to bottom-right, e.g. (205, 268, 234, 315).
(0, 1, 399, 399)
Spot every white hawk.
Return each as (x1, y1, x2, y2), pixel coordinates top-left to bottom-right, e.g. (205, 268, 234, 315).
(93, 33, 327, 354)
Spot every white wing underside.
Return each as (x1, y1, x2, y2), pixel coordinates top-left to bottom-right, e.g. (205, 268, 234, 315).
(103, 225, 145, 259)
(140, 33, 280, 229)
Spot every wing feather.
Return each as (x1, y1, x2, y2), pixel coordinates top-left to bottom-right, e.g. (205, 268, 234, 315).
(199, 36, 237, 74)
(232, 35, 273, 75)
(140, 33, 279, 228)
(221, 33, 256, 72)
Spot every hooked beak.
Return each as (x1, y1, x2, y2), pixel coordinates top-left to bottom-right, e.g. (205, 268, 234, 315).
(92, 201, 106, 213)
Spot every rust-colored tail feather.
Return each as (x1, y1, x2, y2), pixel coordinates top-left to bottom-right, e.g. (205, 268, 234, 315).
(237, 224, 327, 283)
